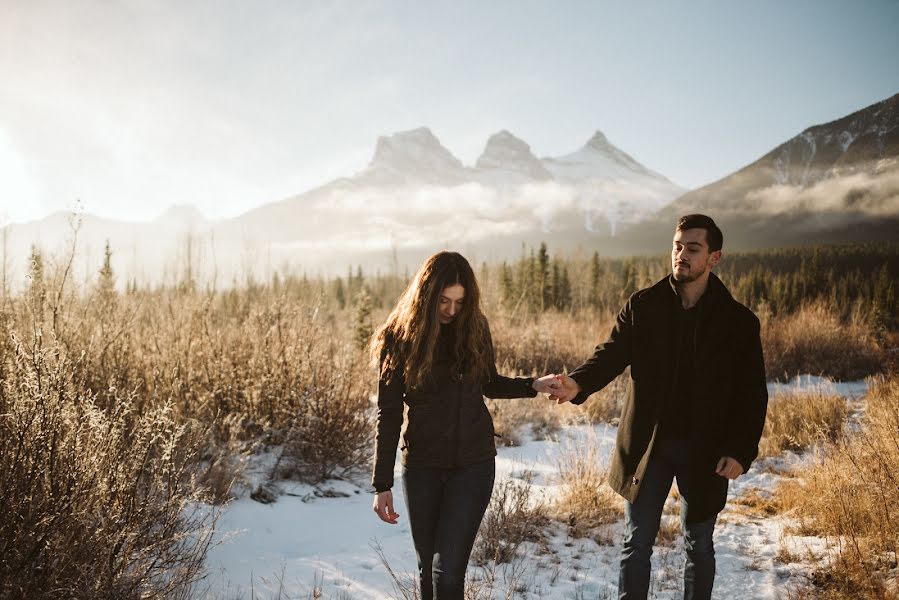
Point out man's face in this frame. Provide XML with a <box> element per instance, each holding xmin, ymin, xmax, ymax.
<box><xmin>671</xmin><ymin>228</ymin><xmax>721</xmax><ymax>283</ymax></box>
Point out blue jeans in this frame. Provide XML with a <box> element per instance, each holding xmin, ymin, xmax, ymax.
<box><xmin>619</xmin><ymin>438</ymin><xmax>717</xmax><ymax>600</ymax></box>
<box><xmin>402</xmin><ymin>459</ymin><xmax>495</xmax><ymax>600</ymax></box>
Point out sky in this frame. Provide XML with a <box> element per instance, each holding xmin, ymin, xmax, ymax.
<box><xmin>1</xmin><ymin>0</ymin><xmax>897</xmax><ymax>225</ymax></box>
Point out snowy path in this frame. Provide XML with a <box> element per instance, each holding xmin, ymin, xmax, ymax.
<box><xmin>200</xmin><ymin>376</ymin><xmax>867</xmax><ymax>599</ymax></box>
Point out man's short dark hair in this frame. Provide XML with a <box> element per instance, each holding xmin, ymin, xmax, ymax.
<box><xmin>676</xmin><ymin>214</ymin><xmax>723</xmax><ymax>252</ymax></box>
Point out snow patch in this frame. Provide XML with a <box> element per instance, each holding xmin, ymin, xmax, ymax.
<box><xmin>201</xmin><ymin>376</ymin><xmax>870</xmax><ymax>598</ymax></box>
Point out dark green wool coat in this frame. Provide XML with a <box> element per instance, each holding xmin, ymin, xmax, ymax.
<box><xmin>569</xmin><ymin>273</ymin><xmax>768</xmax><ymax>523</ymax></box>
<box><xmin>372</xmin><ymin>324</ymin><xmax>536</xmax><ymax>492</ymax></box>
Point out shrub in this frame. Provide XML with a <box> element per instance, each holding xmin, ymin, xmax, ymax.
<box><xmin>775</xmin><ymin>376</ymin><xmax>899</xmax><ymax>599</ymax></box>
<box><xmin>488</xmin><ymin>309</ymin><xmax>614</xmax><ymax>377</ymax></box>
<box><xmin>472</xmin><ymin>475</ymin><xmax>549</xmax><ymax>566</ymax></box>
<box><xmin>581</xmin><ymin>372</ymin><xmax>629</xmax><ymax>424</ymax></box>
<box><xmin>552</xmin><ymin>433</ymin><xmax>621</xmax><ymax>536</ymax></box>
<box><xmin>762</xmin><ymin>301</ymin><xmax>884</xmax><ymax>381</ymax></box>
<box><xmin>759</xmin><ymin>388</ymin><xmax>848</xmax><ymax>457</ymax></box>
<box><xmin>0</xmin><ymin>340</ymin><xmax>214</xmax><ymax>600</ymax></box>
<box><xmin>486</xmin><ymin>396</ymin><xmax>568</xmax><ymax>446</ymax></box>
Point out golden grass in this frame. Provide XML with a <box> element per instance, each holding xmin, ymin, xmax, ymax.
<box><xmin>486</xmin><ymin>394</ymin><xmax>590</xmax><ymax>446</ymax></box>
<box><xmin>4</xmin><ymin>250</ymin><xmax>893</xmax><ymax>598</ymax></box>
<box><xmin>759</xmin><ymin>388</ymin><xmax>848</xmax><ymax>457</ymax></box>
<box><xmin>655</xmin><ymin>516</ymin><xmax>681</xmax><ymax>548</ymax></box>
<box><xmin>730</xmin><ymin>487</ymin><xmax>780</xmax><ymax>519</ymax></box>
<box><xmin>0</xmin><ymin>341</ymin><xmax>214</xmax><ymax>599</ymax></box>
<box><xmin>0</xmin><ymin>275</ymin><xmax>373</xmax><ymax>598</ymax></box>
<box><xmin>551</xmin><ymin>433</ymin><xmax>622</xmax><ymax>536</ymax></box>
<box><xmin>472</xmin><ymin>475</ymin><xmax>550</xmax><ymax>566</ymax></box>
<box><xmin>488</xmin><ymin>308</ymin><xmax>615</xmax><ymax>379</ymax></box>
<box><xmin>762</xmin><ymin>300</ymin><xmax>885</xmax><ymax>381</ymax></box>
<box><xmin>773</xmin><ymin>376</ymin><xmax>899</xmax><ymax>599</ymax></box>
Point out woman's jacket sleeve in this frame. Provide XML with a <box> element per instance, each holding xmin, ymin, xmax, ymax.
<box><xmin>371</xmin><ymin>356</ymin><xmax>405</xmax><ymax>492</ymax></box>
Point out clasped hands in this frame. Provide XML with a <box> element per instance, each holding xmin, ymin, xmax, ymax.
<box><xmin>532</xmin><ymin>374</ymin><xmax>581</xmax><ymax>404</ymax></box>
<box><xmin>531</xmin><ymin>375</ymin><xmax>744</xmax><ymax>480</ymax></box>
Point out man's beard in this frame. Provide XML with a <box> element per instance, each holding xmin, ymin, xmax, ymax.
<box><xmin>672</xmin><ymin>260</ymin><xmax>707</xmax><ymax>283</ymax></box>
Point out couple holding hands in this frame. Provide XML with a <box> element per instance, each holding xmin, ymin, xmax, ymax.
<box><xmin>370</xmin><ymin>215</ymin><xmax>768</xmax><ymax>600</ymax></box>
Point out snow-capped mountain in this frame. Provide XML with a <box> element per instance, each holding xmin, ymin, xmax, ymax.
<box><xmin>664</xmin><ymin>92</ymin><xmax>899</xmax><ymax>216</ymax></box>
<box><xmin>619</xmin><ymin>92</ymin><xmax>899</xmax><ymax>253</ymax></box>
<box><xmin>768</xmin><ymin>91</ymin><xmax>898</xmax><ymax>186</ymax></box>
<box><xmin>359</xmin><ymin>127</ymin><xmax>468</xmax><ymax>186</ymax></box>
<box><xmin>474</xmin><ymin>130</ymin><xmax>552</xmax><ymax>183</ymax></box>
<box><xmin>232</xmin><ymin>125</ymin><xmax>687</xmax><ymax>243</ymax></box>
<box><xmin>10</xmin><ymin>93</ymin><xmax>898</xmax><ymax>287</ymax></box>
<box><xmin>213</xmin><ymin>126</ymin><xmax>688</xmax><ymax>274</ymax></box>
<box><xmin>544</xmin><ymin>130</ymin><xmax>666</xmax><ymax>183</ymax></box>
<box><xmin>348</xmin><ymin>125</ymin><xmax>682</xmax><ymax>202</ymax></box>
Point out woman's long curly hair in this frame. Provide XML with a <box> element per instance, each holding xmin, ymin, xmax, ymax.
<box><xmin>369</xmin><ymin>251</ymin><xmax>491</xmax><ymax>390</ymax></box>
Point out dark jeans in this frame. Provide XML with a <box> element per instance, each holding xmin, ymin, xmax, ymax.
<box><xmin>402</xmin><ymin>459</ymin><xmax>495</xmax><ymax>600</ymax></box>
<box><xmin>619</xmin><ymin>438</ymin><xmax>717</xmax><ymax>600</ymax></box>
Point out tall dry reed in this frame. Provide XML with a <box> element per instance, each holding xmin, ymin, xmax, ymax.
<box><xmin>762</xmin><ymin>300</ymin><xmax>885</xmax><ymax>381</ymax></box>
<box><xmin>776</xmin><ymin>376</ymin><xmax>899</xmax><ymax>599</ymax></box>
<box><xmin>758</xmin><ymin>388</ymin><xmax>848</xmax><ymax>457</ymax></box>
<box><xmin>0</xmin><ymin>321</ymin><xmax>214</xmax><ymax>599</ymax></box>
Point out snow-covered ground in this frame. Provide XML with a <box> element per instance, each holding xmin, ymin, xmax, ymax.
<box><xmin>199</xmin><ymin>376</ymin><xmax>869</xmax><ymax>599</ymax></box>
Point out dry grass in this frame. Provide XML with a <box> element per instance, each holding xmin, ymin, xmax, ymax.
<box><xmin>487</xmin><ymin>395</ymin><xmax>579</xmax><ymax>446</ymax></box>
<box><xmin>489</xmin><ymin>308</ymin><xmax>615</xmax><ymax>378</ymax></box>
<box><xmin>581</xmin><ymin>372</ymin><xmax>629</xmax><ymax>423</ymax></box>
<box><xmin>759</xmin><ymin>388</ymin><xmax>848</xmax><ymax>458</ymax></box>
<box><xmin>472</xmin><ymin>474</ymin><xmax>550</xmax><ymax>566</ymax></box>
<box><xmin>0</xmin><ymin>332</ymin><xmax>215</xmax><ymax>599</ymax></box>
<box><xmin>773</xmin><ymin>376</ymin><xmax>899</xmax><ymax>599</ymax></box>
<box><xmin>552</xmin><ymin>434</ymin><xmax>622</xmax><ymax>536</ymax></box>
<box><xmin>0</xmin><ymin>263</ymin><xmax>374</xmax><ymax>598</ymax></box>
<box><xmin>22</xmin><ymin>285</ymin><xmax>375</xmax><ymax>485</ymax></box>
<box><xmin>730</xmin><ymin>487</ymin><xmax>781</xmax><ymax>519</ymax></box>
<box><xmin>5</xmin><ymin>243</ymin><xmax>893</xmax><ymax>597</ymax></box>
<box><xmin>655</xmin><ymin>516</ymin><xmax>681</xmax><ymax>548</ymax></box>
<box><xmin>762</xmin><ymin>300</ymin><xmax>885</xmax><ymax>381</ymax></box>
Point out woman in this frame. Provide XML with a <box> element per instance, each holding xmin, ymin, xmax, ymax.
<box><xmin>370</xmin><ymin>251</ymin><xmax>551</xmax><ymax>599</ymax></box>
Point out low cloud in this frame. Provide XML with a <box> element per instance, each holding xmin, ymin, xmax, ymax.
<box><xmin>746</xmin><ymin>160</ymin><xmax>899</xmax><ymax>217</ymax></box>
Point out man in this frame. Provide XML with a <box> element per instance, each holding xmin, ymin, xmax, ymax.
<box><xmin>540</xmin><ymin>214</ymin><xmax>767</xmax><ymax>600</ymax></box>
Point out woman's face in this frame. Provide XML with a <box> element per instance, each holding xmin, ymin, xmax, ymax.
<box><xmin>437</xmin><ymin>284</ymin><xmax>465</xmax><ymax>325</ymax></box>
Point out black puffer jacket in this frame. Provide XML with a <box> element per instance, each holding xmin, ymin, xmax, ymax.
<box><xmin>371</xmin><ymin>323</ymin><xmax>536</xmax><ymax>492</ymax></box>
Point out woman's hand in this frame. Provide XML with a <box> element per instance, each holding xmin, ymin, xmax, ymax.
<box><xmin>534</xmin><ymin>374</ymin><xmax>580</xmax><ymax>403</ymax></box>
<box><xmin>533</xmin><ymin>374</ymin><xmax>564</xmax><ymax>396</ymax></box>
<box><xmin>373</xmin><ymin>490</ymin><xmax>400</xmax><ymax>524</ymax></box>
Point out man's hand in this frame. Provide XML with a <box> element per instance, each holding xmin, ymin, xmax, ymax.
<box><xmin>373</xmin><ymin>490</ymin><xmax>400</xmax><ymax>524</ymax></box>
<box><xmin>715</xmin><ymin>456</ymin><xmax>744</xmax><ymax>480</ymax></box>
<box><xmin>534</xmin><ymin>374</ymin><xmax>581</xmax><ymax>404</ymax></box>
<box><xmin>533</xmin><ymin>374</ymin><xmax>563</xmax><ymax>396</ymax></box>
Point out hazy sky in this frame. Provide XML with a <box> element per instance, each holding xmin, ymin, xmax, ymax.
<box><xmin>1</xmin><ymin>0</ymin><xmax>897</xmax><ymax>224</ymax></box>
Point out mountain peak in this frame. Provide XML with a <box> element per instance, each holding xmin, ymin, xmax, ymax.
<box><xmin>570</xmin><ymin>129</ymin><xmax>657</xmax><ymax>177</ymax></box>
<box><xmin>487</xmin><ymin>129</ymin><xmax>523</xmax><ymax>145</ymax></box>
<box><xmin>761</xmin><ymin>91</ymin><xmax>899</xmax><ymax>187</ymax></box>
<box><xmin>476</xmin><ymin>130</ymin><xmax>552</xmax><ymax>180</ymax></box>
<box><xmin>366</xmin><ymin>127</ymin><xmax>465</xmax><ymax>184</ymax></box>
<box><xmin>585</xmin><ymin>130</ymin><xmax>611</xmax><ymax>150</ymax></box>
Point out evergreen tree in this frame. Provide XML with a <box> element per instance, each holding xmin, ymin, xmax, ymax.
<box><xmin>335</xmin><ymin>276</ymin><xmax>346</xmax><ymax>310</ymax></box>
<box><xmin>353</xmin><ymin>287</ymin><xmax>373</xmax><ymax>351</ymax></box>
<box><xmin>589</xmin><ymin>251</ymin><xmax>602</xmax><ymax>308</ymax></box>
<box><xmin>537</xmin><ymin>242</ymin><xmax>550</xmax><ymax>312</ymax></box>
<box><xmin>500</xmin><ymin>261</ymin><xmax>515</xmax><ymax>307</ymax></box>
<box><xmin>557</xmin><ymin>265</ymin><xmax>573</xmax><ymax>310</ymax></box>
<box><xmin>621</xmin><ymin>260</ymin><xmax>638</xmax><ymax>302</ymax></box>
<box><xmin>97</xmin><ymin>239</ymin><xmax>117</xmax><ymax>308</ymax></box>
<box><xmin>27</xmin><ymin>245</ymin><xmax>45</xmax><ymax>315</ymax></box>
